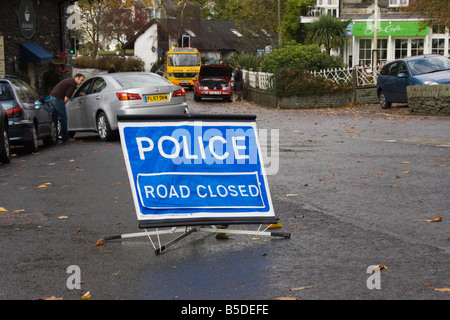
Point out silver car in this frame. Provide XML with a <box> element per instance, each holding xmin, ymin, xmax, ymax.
<box><xmin>65</xmin><ymin>72</ymin><xmax>189</xmax><ymax>141</ymax></box>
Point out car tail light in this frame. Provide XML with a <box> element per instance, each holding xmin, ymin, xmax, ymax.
<box><xmin>173</xmin><ymin>88</ymin><xmax>185</xmax><ymax>97</ymax></box>
<box><xmin>6</xmin><ymin>106</ymin><xmax>23</xmax><ymax>118</ymax></box>
<box><xmin>116</xmin><ymin>92</ymin><xmax>142</xmax><ymax>101</ymax></box>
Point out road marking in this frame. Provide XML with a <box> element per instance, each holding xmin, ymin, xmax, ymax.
<box><xmin>342</xmin><ymin>136</ymin><xmax>450</xmax><ymax>146</ymax></box>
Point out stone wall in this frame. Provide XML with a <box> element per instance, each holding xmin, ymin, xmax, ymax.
<box><xmin>407</xmin><ymin>84</ymin><xmax>450</xmax><ymax>115</ymax></box>
<box><xmin>0</xmin><ymin>0</ymin><xmax>70</xmax><ymax>94</ymax></box>
<box><xmin>244</xmin><ymin>86</ymin><xmax>379</xmax><ymax>108</ymax></box>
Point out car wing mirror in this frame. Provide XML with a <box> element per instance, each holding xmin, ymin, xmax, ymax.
<box><xmin>35</xmin><ymin>100</ymin><xmax>43</xmax><ymax>109</ymax></box>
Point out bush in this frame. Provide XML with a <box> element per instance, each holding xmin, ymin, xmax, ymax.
<box><xmin>272</xmin><ymin>67</ymin><xmax>351</xmax><ymax>98</ymax></box>
<box><xmin>73</xmin><ymin>55</ymin><xmax>144</xmax><ymax>72</ymax></box>
<box><xmin>260</xmin><ymin>41</ymin><xmax>345</xmax><ymax>73</ymax></box>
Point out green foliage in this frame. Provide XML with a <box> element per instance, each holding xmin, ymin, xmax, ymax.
<box><xmin>305</xmin><ymin>14</ymin><xmax>352</xmax><ymax>55</ymax></box>
<box><xmin>272</xmin><ymin>67</ymin><xmax>351</xmax><ymax>98</ymax></box>
<box><xmin>73</xmin><ymin>55</ymin><xmax>144</xmax><ymax>71</ymax></box>
<box><xmin>260</xmin><ymin>41</ymin><xmax>345</xmax><ymax>73</ymax></box>
<box><xmin>227</xmin><ymin>53</ymin><xmax>263</xmax><ymax>70</ymax></box>
<box><xmin>282</xmin><ymin>0</ymin><xmax>315</xmax><ymax>42</ymax></box>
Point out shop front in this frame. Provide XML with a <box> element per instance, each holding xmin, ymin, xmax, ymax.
<box><xmin>346</xmin><ymin>20</ymin><xmax>449</xmax><ymax>67</ymax></box>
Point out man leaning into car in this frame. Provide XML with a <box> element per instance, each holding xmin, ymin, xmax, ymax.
<box><xmin>49</xmin><ymin>73</ymin><xmax>85</xmax><ymax>143</ymax></box>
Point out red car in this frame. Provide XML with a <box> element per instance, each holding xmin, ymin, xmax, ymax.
<box><xmin>193</xmin><ymin>65</ymin><xmax>233</xmax><ymax>102</ymax></box>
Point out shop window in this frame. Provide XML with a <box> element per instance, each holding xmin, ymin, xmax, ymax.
<box><xmin>432</xmin><ymin>39</ymin><xmax>445</xmax><ymax>55</ymax></box>
<box><xmin>411</xmin><ymin>38</ymin><xmax>424</xmax><ymax>56</ymax></box>
<box><xmin>377</xmin><ymin>39</ymin><xmax>388</xmax><ymax>64</ymax></box>
<box><xmin>395</xmin><ymin>39</ymin><xmax>408</xmax><ymax>59</ymax></box>
<box><xmin>359</xmin><ymin>39</ymin><xmax>372</xmax><ymax>66</ymax></box>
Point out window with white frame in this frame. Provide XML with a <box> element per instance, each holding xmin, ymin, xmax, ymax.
<box><xmin>432</xmin><ymin>39</ymin><xmax>445</xmax><ymax>55</ymax></box>
<box><xmin>389</xmin><ymin>0</ymin><xmax>409</xmax><ymax>7</ymax></box>
<box><xmin>411</xmin><ymin>38</ymin><xmax>424</xmax><ymax>56</ymax></box>
<box><xmin>377</xmin><ymin>39</ymin><xmax>388</xmax><ymax>64</ymax></box>
<box><xmin>359</xmin><ymin>39</ymin><xmax>372</xmax><ymax>66</ymax></box>
<box><xmin>395</xmin><ymin>39</ymin><xmax>408</xmax><ymax>59</ymax></box>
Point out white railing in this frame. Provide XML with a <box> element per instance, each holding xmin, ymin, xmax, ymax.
<box><xmin>242</xmin><ymin>70</ymin><xmax>274</xmax><ymax>90</ymax></box>
<box><xmin>243</xmin><ymin>64</ymin><xmax>383</xmax><ymax>90</ymax></box>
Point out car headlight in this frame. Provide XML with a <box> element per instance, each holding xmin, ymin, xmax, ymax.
<box><xmin>222</xmin><ymin>84</ymin><xmax>231</xmax><ymax>90</ymax></box>
<box><xmin>199</xmin><ymin>86</ymin><xmax>209</xmax><ymax>90</ymax></box>
<box><xmin>424</xmin><ymin>81</ymin><xmax>439</xmax><ymax>85</ymax></box>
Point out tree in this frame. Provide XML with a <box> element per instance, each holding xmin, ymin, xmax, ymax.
<box><xmin>76</xmin><ymin>0</ymin><xmax>161</xmax><ymax>58</ymax></box>
<box><xmin>282</xmin><ymin>0</ymin><xmax>315</xmax><ymax>42</ymax></box>
<box><xmin>402</xmin><ymin>0</ymin><xmax>450</xmax><ymax>29</ymax></box>
<box><xmin>101</xmin><ymin>2</ymin><xmax>148</xmax><ymax>55</ymax></box>
<box><xmin>305</xmin><ymin>14</ymin><xmax>351</xmax><ymax>55</ymax></box>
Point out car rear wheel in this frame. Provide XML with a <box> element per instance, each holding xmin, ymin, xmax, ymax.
<box><xmin>379</xmin><ymin>91</ymin><xmax>391</xmax><ymax>109</ymax></box>
<box><xmin>97</xmin><ymin>111</ymin><xmax>114</xmax><ymax>141</ymax></box>
<box><xmin>0</xmin><ymin>125</ymin><xmax>11</xmax><ymax>164</ymax></box>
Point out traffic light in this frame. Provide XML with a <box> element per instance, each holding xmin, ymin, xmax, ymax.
<box><xmin>70</xmin><ymin>36</ymin><xmax>76</xmax><ymax>55</ymax></box>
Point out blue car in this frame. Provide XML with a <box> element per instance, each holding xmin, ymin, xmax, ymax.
<box><xmin>377</xmin><ymin>54</ymin><xmax>450</xmax><ymax>109</ymax></box>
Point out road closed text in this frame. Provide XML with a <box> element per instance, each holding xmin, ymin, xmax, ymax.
<box><xmin>137</xmin><ymin>172</ymin><xmax>265</xmax><ymax>209</ymax></box>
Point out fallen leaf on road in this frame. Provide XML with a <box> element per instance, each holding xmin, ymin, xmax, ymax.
<box><xmin>434</xmin><ymin>287</ymin><xmax>450</xmax><ymax>292</ymax></box>
<box><xmin>275</xmin><ymin>297</ymin><xmax>298</xmax><ymax>300</ymax></box>
<box><xmin>290</xmin><ymin>286</ymin><xmax>313</xmax><ymax>291</ymax></box>
<box><xmin>38</xmin><ymin>182</ymin><xmax>51</xmax><ymax>188</ymax></box>
<box><xmin>80</xmin><ymin>291</ymin><xmax>91</xmax><ymax>300</ymax></box>
<box><xmin>282</xmin><ymin>193</ymin><xmax>301</xmax><ymax>197</ymax></box>
<box><xmin>0</xmin><ymin>207</ymin><xmax>7</xmax><ymax>212</ymax></box>
<box><xmin>58</xmin><ymin>216</ymin><xmax>68</xmax><ymax>219</ymax></box>
<box><xmin>371</xmin><ymin>265</ymin><xmax>388</xmax><ymax>272</ymax></box>
<box><xmin>96</xmin><ymin>238</ymin><xmax>104</xmax><ymax>246</ymax></box>
<box><xmin>9</xmin><ymin>209</ymin><xmax>25</xmax><ymax>214</ymax></box>
<box><xmin>417</xmin><ymin>214</ymin><xmax>442</xmax><ymax>222</ymax></box>
<box><xmin>266</xmin><ymin>223</ymin><xmax>283</xmax><ymax>229</ymax></box>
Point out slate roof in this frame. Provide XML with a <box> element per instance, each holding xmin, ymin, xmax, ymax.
<box><xmin>123</xmin><ymin>19</ymin><xmax>276</xmax><ymax>54</ymax></box>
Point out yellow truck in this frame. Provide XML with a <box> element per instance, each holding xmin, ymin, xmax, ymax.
<box><xmin>164</xmin><ymin>47</ymin><xmax>201</xmax><ymax>88</ymax></box>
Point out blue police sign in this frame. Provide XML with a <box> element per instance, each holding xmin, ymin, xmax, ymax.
<box><xmin>118</xmin><ymin>115</ymin><xmax>277</xmax><ymax>228</ymax></box>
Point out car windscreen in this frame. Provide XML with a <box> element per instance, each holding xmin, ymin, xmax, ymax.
<box><xmin>407</xmin><ymin>56</ymin><xmax>450</xmax><ymax>76</ymax></box>
<box><xmin>114</xmin><ymin>74</ymin><xmax>172</xmax><ymax>88</ymax></box>
<box><xmin>168</xmin><ymin>53</ymin><xmax>200</xmax><ymax>67</ymax></box>
<box><xmin>200</xmin><ymin>66</ymin><xmax>232</xmax><ymax>78</ymax></box>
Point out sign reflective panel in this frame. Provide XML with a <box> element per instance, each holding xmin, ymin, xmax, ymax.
<box><xmin>118</xmin><ymin>115</ymin><xmax>277</xmax><ymax>228</ymax></box>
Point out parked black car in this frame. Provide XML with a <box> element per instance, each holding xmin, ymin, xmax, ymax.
<box><xmin>0</xmin><ymin>104</ymin><xmax>11</xmax><ymax>164</ymax></box>
<box><xmin>0</xmin><ymin>76</ymin><xmax>57</xmax><ymax>153</ymax></box>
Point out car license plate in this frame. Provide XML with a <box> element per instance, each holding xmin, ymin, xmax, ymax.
<box><xmin>209</xmin><ymin>91</ymin><xmax>221</xmax><ymax>94</ymax></box>
<box><xmin>144</xmin><ymin>94</ymin><xmax>168</xmax><ymax>102</ymax></box>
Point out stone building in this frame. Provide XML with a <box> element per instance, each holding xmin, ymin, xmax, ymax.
<box><xmin>0</xmin><ymin>0</ymin><xmax>74</xmax><ymax>95</ymax></box>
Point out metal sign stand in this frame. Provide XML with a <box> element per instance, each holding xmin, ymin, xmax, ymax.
<box><xmin>104</xmin><ymin>224</ymin><xmax>290</xmax><ymax>255</ymax></box>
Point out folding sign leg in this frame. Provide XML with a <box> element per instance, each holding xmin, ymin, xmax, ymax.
<box><xmin>154</xmin><ymin>227</ymin><xmax>197</xmax><ymax>255</ymax></box>
<box><xmin>198</xmin><ymin>225</ymin><xmax>291</xmax><ymax>239</ymax></box>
